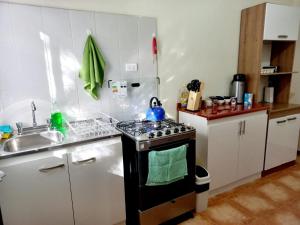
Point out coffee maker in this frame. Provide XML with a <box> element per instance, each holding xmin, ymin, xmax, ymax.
<box><xmin>231</xmin><ymin>74</ymin><xmax>246</xmax><ymax>104</ymax></box>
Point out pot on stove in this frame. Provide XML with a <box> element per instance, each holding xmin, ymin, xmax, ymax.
<box><xmin>146</xmin><ymin>97</ymin><xmax>165</xmax><ymax>122</ymax></box>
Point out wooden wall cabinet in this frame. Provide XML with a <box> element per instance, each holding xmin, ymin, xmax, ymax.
<box><xmin>238</xmin><ymin>3</ymin><xmax>300</xmax><ymax>116</ymax></box>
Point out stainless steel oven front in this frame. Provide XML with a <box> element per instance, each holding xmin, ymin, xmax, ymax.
<box><xmin>122</xmin><ymin>132</ymin><xmax>196</xmax><ymax>225</ymax></box>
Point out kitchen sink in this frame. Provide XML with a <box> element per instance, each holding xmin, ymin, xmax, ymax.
<box><xmin>2</xmin><ymin>131</ymin><xmax>64</xmax><ymax>152</ymax></box>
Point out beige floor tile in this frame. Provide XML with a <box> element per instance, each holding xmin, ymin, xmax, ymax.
<box><xmin>258</xmin><ymin>183</ymin><xmax>290</xmax><ymax>202</ymax></box>
<box><xmin>274</xmin><ymin>212</ymin><xmax>300</xmax><ymax>225</ymax></box>
<box><xmin>295</xmin><ymin>201</ymin><xmax>300</xmax><ymax>211</ymax></box>
<box><xmin>207</xmin><ymin>203</ymin><xmax>247</xmax><ymax>224</ymax></box>
<box><xmin>179</xmin><ymin>215</ymin><xmax>214</xmax><ymax>225</ymax></box>
<box><xmin>293</xmin><ymin>170</ymin><xmax>300</xmax><ymax>176</ymax></box>
<box><xmin>277</xmin><ymin>175</ymin><xmax>300</xmax><ymax>191</ymax></box>
<box><xmin>182</xmin><ymin>157</ymin><xmax>300</xmax><ymax>225</ymax></box>
<box><xmin>233</xmin><ymin>195</ymin><xmax>274</xmax><ymax>213</ymax></box>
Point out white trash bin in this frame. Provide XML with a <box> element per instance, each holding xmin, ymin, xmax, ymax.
<box><xmin>195</xmin><ymin>166</ymin><xmax>211</xmax><ymax>213</ymax></box>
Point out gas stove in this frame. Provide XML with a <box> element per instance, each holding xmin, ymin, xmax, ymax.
<box><xmin>116</xmin><ymin>119</ymin><xmax>195</xmax><ymax>142</ymax></box>
<box><xmin>118</xmin><ymin>119</ymin><xmax>196</xmax><ymax>224</ymax></box>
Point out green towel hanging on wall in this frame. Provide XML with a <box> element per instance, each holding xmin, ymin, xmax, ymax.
<box><xmin>79</xmin><ymin>35</ymin><xmax>105</xmax><ymax>100</ymax></box>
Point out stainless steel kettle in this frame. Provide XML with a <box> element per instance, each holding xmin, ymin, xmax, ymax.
<box><xmin>231</xmin><ymin>74</ymin><xmax>246</xmax><ymax>104</ymax></box>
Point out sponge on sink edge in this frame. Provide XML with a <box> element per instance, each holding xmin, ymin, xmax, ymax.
<box><xmin>0</xmin><ymin>125</ymin><xmax>13</xmax><ymax>134</ymax></box>
<box><xmin>0</xmin><ymin>125</ymin><xmax>13</xmax><ymax>139</ymax></box>
<box><xmin>1</xmin><ymin>133</ymin><xmax>12</xmax><ymax>139</ymax></box>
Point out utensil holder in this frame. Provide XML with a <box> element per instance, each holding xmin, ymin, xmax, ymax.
<box><xmin>187</xmin><ymin>91</ymin><xmax>202</xmax><ymax>111</ymax></box>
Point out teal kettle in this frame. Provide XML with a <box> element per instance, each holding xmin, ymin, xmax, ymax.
<box><xmin>146</xmin><ymin>97</ymin><xmax>166</xmax><ymax>122</ymax></box>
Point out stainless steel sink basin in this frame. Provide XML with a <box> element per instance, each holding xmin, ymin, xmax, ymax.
<box><xmin>2</xmin><ymin>131</ymin><xmax>64</xmax><ymax>152</ymax></box>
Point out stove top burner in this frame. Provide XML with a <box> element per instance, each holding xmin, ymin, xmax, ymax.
<box><xmin>116</xmin><ymin>119</ymin><xmax>194</xmax><ymax>141</ymax></box>
<box><xmin>117</xmin><ymin>119</ymin><xmax>177</xmax><ymax>135</ymax></box>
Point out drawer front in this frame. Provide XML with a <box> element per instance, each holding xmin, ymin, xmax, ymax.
<box><xmin>265</xmin><ymin>115</ymin><xmax>300</xmax><ymax>170</ymax></box>
<box><xmin>139</xmin><ymin>192</ymin><xmax>195</xmax><ymax>225</ymax></box>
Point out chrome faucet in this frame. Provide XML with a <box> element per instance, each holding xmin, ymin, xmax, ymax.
<box><xmin>31</xmin><ymin>101</ymin><xmax>37</xmax><ymax>127</ymax></box>
<box><xmin>16</xmin><ymin>122</ymin><xmax>23</xmax><ymax>135</ymax></box>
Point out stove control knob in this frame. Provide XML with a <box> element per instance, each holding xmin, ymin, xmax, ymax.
<box><xmin>180</xmin><ymin>126</ymin><xmax>186</xmax><ymax>132</ymax></box>
<box><xmin>165</xmin><ymin>129</ymin><xmax>171</xmax><ymax>135</ymax></box>
<box><xmin>149</xmin><ymin>133</ymin><xmax>155</xmax><ymax>138</ymax></box>
<box><xmin>157</xmin><ymin>131</ymin><xmax>163</xmax><ymax>137</ymax></box>
<box><xmin>174</xmin><ymin>128</ymin><xmax>179</xmax><ymax>133</ymax></box>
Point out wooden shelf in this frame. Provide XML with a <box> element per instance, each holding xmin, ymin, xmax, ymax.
<box><xmin>261</xmin><ymin>71</ymin><xmax>298</xmax><ymax>76</ymax></box>
<box><xmin>238</xmin><ymin>3</ymin><xmax>297</xmax><ymax>105</ymax></box>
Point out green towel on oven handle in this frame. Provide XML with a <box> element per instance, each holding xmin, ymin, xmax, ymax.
<box><xmin>146</xmin><ymin>144</ymin><xmax>188</xmax><ymax>186</ymax></box>
<box><xmin>79</xmin><ymin>35</ymin><xmax>105</xmax><ymax>100</ymax></box>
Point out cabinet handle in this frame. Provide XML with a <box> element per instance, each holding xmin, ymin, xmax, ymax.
<box><xmin>239</xmin><ymin>121</ymin><xmax>243</xmax><ymax>136</ymax></box>
<box><xmin>242</xmin><ymin>121</ymin><xmax>246</xmax><ymax>135</ymax></box>
<box><xmin>278</xmin><ymin>35</ymin><xmax>288</xmax><ymax>39</ymax></box>
<box><xmin>39</xmin><ymin>163</ymin><xmax>65</xmax><ymax>172</ymax></box>
<box><xmin>73</xmin><ymin>157</ymin><xmax>96</xmax><ymax>165</ymax></box>
<box><xmin>0</xmin><ymin>170</ymin><xmax>6</xmax><ymax>182</ymax></box>
<box><xmin>277</xmin><ymin>120</ymin><xmax>287</xmax><ymax>124</ymax></box>
<box><xmin>287</xmin><ymin>117</ymin><xmax>297</xmax><ymax>121</ymax></box>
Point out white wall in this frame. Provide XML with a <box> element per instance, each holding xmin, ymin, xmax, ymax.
<box><xmin>0</xmin><ymin>2</ymin><xmax>158</xmax><ymax>126</ymax></box>
<box><xmin>1</xmin><ymin>0</ymin><xmax>300</xmax><ymax>119</ymax></box>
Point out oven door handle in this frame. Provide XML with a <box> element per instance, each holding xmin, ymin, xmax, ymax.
<box><xmin>129</xmin><ymin>161</ymin><xmax>133</xmax><ymax>174</ymax></box>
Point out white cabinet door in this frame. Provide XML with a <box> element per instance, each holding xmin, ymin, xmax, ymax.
<box><xmin>238</xmin><ymin>113</ymin><xmax>268</xmax><ymax>179</ymax></box>
<box><xmin>265</xmin><ymin>117</ymin><xmax>288</xmax><ymax>170</ymax></box>
<box><xmin>68</xmin><ymin>137</ymin><xmax>126</xmax><ymax>225</ymax></box>
<box><xmin>264</xmin><ymin>3</ymin><xmax>300</xmax><ymax>41</ymax></box>
<box><xmin>207</xmin><ymin>120</ymin><xmax>240</xmax><ymax>190</ymax></box>
<box><xmin>0</xmin><ymin>155</ymin><xmax>74</xmax><ymax>225</ymax></box>
<box><xmin>265</xmin><ymin>114</ymin><xmax>300</xmax><ymax>170</ymax></box>
<box><xmin>285</xmin><ymin>114</ymin><xmax>300</xmax><ymax>161</ymax></box>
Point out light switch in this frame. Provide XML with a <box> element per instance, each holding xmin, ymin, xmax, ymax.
<box><xmin>125</xmin><ymin>63</ymin><xmax>138</xmax><ymax>72</ymax></box>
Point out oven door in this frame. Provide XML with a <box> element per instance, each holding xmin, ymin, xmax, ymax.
<box><xmin>136</xmin><ymin>138</ymin><xmax>195</xmax><ymax>211</ymax></box>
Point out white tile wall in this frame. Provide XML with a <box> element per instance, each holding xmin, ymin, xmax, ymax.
<box><xmin>138</xmin><ymin>17</ymin><xmax>158</xmax><ymax>77</ymax></box>
<box><xmin>118</xmin><ymin>15</ymin><xmax>140</xmax><ymax>79</ymax></box>
<box><xmin>0</xmin><ymin>2</ymin><xmax>158</xmax><ymax>127</ymax></box>
<box><xmin>94</xmin><ymin>12</ymin><xmax>121</xmax><ymax>80</ymax></box>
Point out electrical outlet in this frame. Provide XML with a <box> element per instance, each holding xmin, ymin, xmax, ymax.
<box><xmin>125</xmin><ymin>63</ymin><xmax>138</xmax><ymax>72</ymax></box>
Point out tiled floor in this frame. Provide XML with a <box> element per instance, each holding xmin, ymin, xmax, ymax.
<box><xmin>180</xmin><ymin>156</ymin><xmax>300</xmax><ymax>225</ymax></box>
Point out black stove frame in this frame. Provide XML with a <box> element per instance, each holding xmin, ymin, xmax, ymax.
<box><xmin>121</xmin><ymin>132</ymin><xmax>196</xmax><ymax>225</ymax></box>
<box><xmin>117</xmin><ymin>119</ymin><xmax>184</xmax><ymax>138</ymax></box>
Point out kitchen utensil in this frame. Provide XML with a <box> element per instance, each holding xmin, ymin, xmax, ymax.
<box><xmin>264</xmin><ymin>87</ymin><xmax>274</xmax><ymax>103</ymax></box>
<box><xmin>217</xmin><ymin>100</ymin><xmax>225</xmax><ymax>106</ymax></box>
<box><xmin>231</xmin><ymin>74</ymin><xmax>246</xmax><ymax>104</ymax></box>
<box><xmin>146</xmin><ymin>97</ymin><xmax>166</xmax><ymax>122</ymax></box>
<box><xmin>187</xmin><ymin>91</ymin><xmax>202</xmax><ymax>111</ymax></box>
<box><xmin>204</xmin><ymin>99</ymin><xmax>213</xmax><ymax>108</ymax></box>
<box><xmin>224</xmin><ymin>96</ymin><xmax>231</xmax><ymax>104</ymax></box>
<box><xmin>187</xmin><ymin>80</ymin><xmax>201</xmax><ymax>92</ymax></box>
<box><xmin>231</xmin><ymin>97</ymin><xmax>237</xmax><ymax>106</ymax></box>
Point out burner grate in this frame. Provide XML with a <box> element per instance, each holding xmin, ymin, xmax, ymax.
<box><xmin>116</xmin><ymin>119</ymin><xmax>182</xmax><ymax>137</ymax></box>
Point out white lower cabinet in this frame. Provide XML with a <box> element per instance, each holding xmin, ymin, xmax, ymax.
<box><xmin>180</xmin><ymin>111</ymin><xmax>268</xmax><ymax>191</ymax></box>
<box><xmin>238</xmin><ymin>114</ymin><xmax>267</xmax><ymax>179</ymax></box>
<box><xmin>0</xmin><ymin>154</ymin><xmax>74</xmax><ymax>225</ymax></box>
<box><xmin>265</xmin><ymin>114</ymin><xmax>300</xmax><ymax>170</ymax></box>
<box><xmin>207</xmin><ymin>120</ymin><xmax>240</xmax><ymax>189</ymax></box>
<box><xmin>68</xmin><ymin>138</ymin><xmax>126</xmax><ymax>225</ymax></box>
<box><xmin>0</xmin><ymin>137</ymin><xmax>125</xmax><ymax>225</ymax></box>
